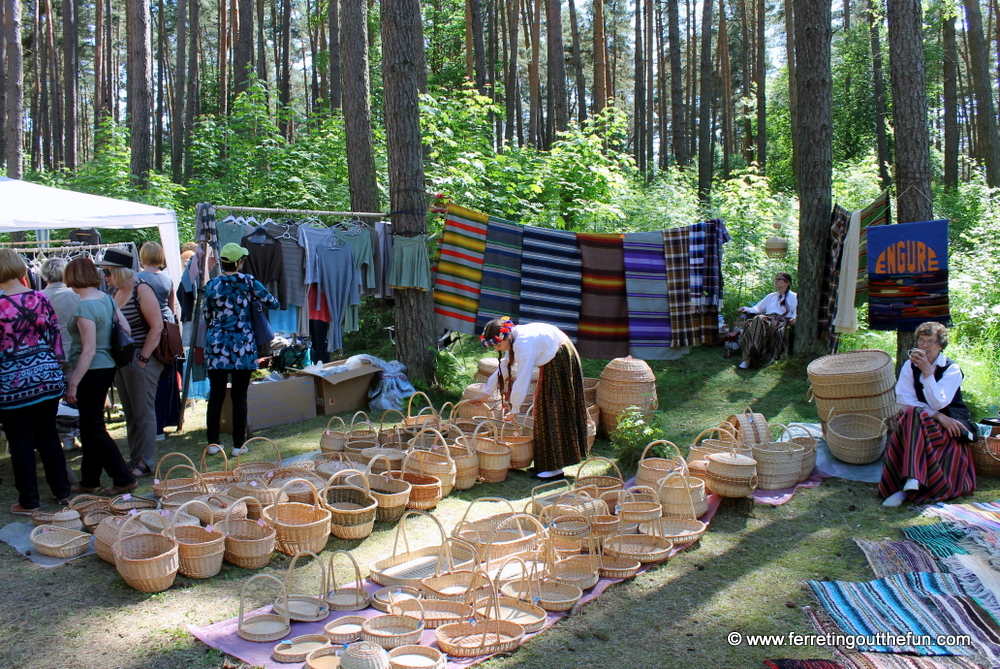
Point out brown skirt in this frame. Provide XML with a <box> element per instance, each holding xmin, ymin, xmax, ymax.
<box><xmin>531</xmin><ymin>341</ymin><xmax>588</xmax><ymax>471</ymax></box>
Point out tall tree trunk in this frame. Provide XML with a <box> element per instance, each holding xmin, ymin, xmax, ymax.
<box><xmin>128</xmin><ymin>0</ymin><xmax>153</xmax><ymax>189</ymax></box>
<box><xmin>594</xmin><ymin>0</ymin><xmax>608</xmax><ymax>112</ymax></box>
<box><xmin>546</xmin><ymin>0</ymin><xmax>567</xmax><ymax>140</ymax></box>
<box><xmin>470</xmin><ymin>0</ymin><xmax>487</xmax><ymax>93</ymax></box>
<box><xmin>656</xmin><ymin>1</ymin><xmax>668</xmax><ymax>168</ymax></box>
<box><xmin>739</xmin><ymin>0</ymin><xmax>752</xmax><ymax>162</ymax></box>
<box><xmin>172</xmin><ymin>0</ymin><xmax>188</xmax><ymax>180</ymax></box>
<box><xmin>256</xmin><ymin>0</ymin><xmax>267</xmax><ymax>86</ymax></box>
<box><xmin>234</xmin><ymin>0</ymin><xmax>254</xmax><ymax>94</ymax></box>
<box><xmin>219</xmin><ymin>0</ymin><xmax>229</xmax><ymax>114</ymax></box>
<box><xmin>342</xmin><ymin>0</ymin><xmax>380</xmax><ymax>212</ymax></box>
<box><xmin>785</xmin><ymin>0</ymin><xmax>799</xmax><ymax>187</ymax></box>
<box><xmin>528</xmin><ymin>0</ymin><xmax>541</xmax><ymax>147</ymax></box>
<box><xmin>5</xmin><ymin>0</ymin><xmax>24</xmax><ymax>178</ymax></box>
<box><xmin>505</xmin><ymin>0</ymin><xmax>520</xmax><ymax>142</ymax></box>
<box><xmin>278</xmin><ymin>0</ymin><xmax>291</xmax><ymax>135</ymax></box>
<box><xmin>30</xmin><ymin>0</ymin><xmax>42</xmax><ymax>172</ymax></box>
<box><xmin>184</xmin><ymin>0</ymin><xmax>200</xmax><ymax>180</ymax></box>
<box><xmin>645</xmin><ymin>0</ymin><xmax>654</xmax><ymax>168</ymax></box>
<box><xmin>697</xmin><ymin>0</ymin><xmax>714</xmax><ymax>200</ymax></box>
<box><xmin>46</xmin><ymin>0</ymin><xmax>64</xmax><ymax>168</ymax></box>
<box><xmin>962</xmin><ymin>0</ymin><xmax>1000</xmax><ymax>187</ymax></box>
<box><xmin>154</xmin><ymin>0</ymin><xmax>164</xmax><ymax>171</ymax></box>
<box><xmin>381</xmin><ymin>0</ymin><xmax>435</xmax><ymax>384</ymax></box>
<box><xmin>635</xmin><ymin>0</ymin><xmax>646</xmax><ymax>171</ymax></box>
<box><xmin>568</xmin><ymin>0</ymin><xmax>586</xmax><ymax>123</ymax></box>
<box><xmin>755</xmin><ymin>0</ymin><xmax>765</xmax><ymax>169</ymax></box>
<box><xmin>868</xmin><ymin>0</ymin><xmax>890</xmax><ymax>190</ymax></box>
<box><xmin>720</xmin><ymin>0</ymin><xmax>732</xmax><ymax>179</ymax></box>
<box><xmin>687</xmin><ymin>0</ymin><xmax>698</xmax><ymax>160</ymax></box>
<box><xmin>791</xmin><ymin>0</ymin><xmax>832</xmax><ymax>356</ymax></box>
<box><xmin>943</xmin><ymin>6</ymin><xmax>959</xmax><ymax>190</ymax></box>
<box><xmin>667</xmin><ymin>0</ymin><xmax>687</xmax><ymax>164</ymax></box>
<box><xmin>414</xmin><ymin>1</ymin><xmax>428</xmax><ymax>93</ymax></box>
<box><xmin>329</xmin><ymin>0</ymin><xmax>342</xmax><ymax>108</ymax></box>
<box><xmin>465</xmin><ymin>0</ymin><xmax>474</xmax><ymax>79</ymax></box>
<box><xmin>95</xmin><ymin>0</ymin><xmax>106</xmax><ymax>126</ymax></box>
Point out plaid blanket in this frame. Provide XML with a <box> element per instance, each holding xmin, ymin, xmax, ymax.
<box><xmin>476</xmin><ymin>217</ymin><xmax>523</xmax><ymax>330</ymax></box>
<box><xmin>817</xmin><ymin>204</ymin><xmax>851</xmax><ymax>345</ymax></box>
<box><xmin>519</xmin><ymin>226</ymin><xmax>583</xmax><ymax>341</ymax></box>
<box><xmin>664</xmin><ymin>226</ymin><xmax>697</xmax><ymax>347</ymax></box>
<box><xmin>576</xmin><ymin>233</ymin><xmax>630</xmax><ymax>359</ymax></box>
<box><xmin>623</xmin><ymin>231</ymin><xmax>673</xmax><ymax>358</ymax></box>
<box><xmin>432</xmin><ymin>205</ymin><xmax>488</xmax><ymax>334</ymax></box>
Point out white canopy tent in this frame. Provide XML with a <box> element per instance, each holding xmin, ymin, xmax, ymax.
<box><xmin>0</xmin><ymin>177</ymin><xmax>183</xmax><ymax>284</ymax></box>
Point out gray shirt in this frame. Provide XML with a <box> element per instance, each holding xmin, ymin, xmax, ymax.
<box><xmin>43</xmin><ymin>282</ymin><xmax>81</xmax><ymax>354</ymax></box>
<box><xmin>135</xmin><ymin>269</ymin><xmax>175</xmax><ymax>322</ymax></box>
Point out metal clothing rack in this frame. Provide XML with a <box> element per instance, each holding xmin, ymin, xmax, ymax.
<box><xmin>212</xmin><ymin>205</ymin><xmax>386</xmax><ymax>218</ymax></box>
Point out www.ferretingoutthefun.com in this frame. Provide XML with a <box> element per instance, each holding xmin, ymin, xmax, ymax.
<box><xmin>726</xmin><ymin>631</ymin><xmax>972</xmax><ymax>648</ymax></box>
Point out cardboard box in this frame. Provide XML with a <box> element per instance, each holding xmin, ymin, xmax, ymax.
<box><xmin>295</xmin><ymin>361</ymin><xmax>379</xmax><ymax>415</ymax></box>
<box><xmin>220</xmin><ymin>374</ymin><xmax>317</xmax><ymax>433</ymax></box>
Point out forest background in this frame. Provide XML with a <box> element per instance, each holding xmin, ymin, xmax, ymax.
<box><xmin>2</xmin><ymin>0</ymin><xmax>1000</xmax><ymax>408</ymax></box>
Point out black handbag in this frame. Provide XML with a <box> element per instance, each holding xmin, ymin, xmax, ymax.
<box><xmin>110</xmin><ymin>304</ymin><xmax>136</xmax><ymax>367</ymax></box>
<box><xmin>246</xmin><ymin>277</ymin><xmax>274</xmax><ymax>357</ymax></box>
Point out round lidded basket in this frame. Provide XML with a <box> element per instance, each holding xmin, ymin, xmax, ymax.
<box><xmin>599</xmin><ymin>356</ymin><xmax>656</xmax><ymax>383</ymax></box>
<box><xmin>825</xmin><ymin>411</ymin><xmax>889</xmax><ymax>464</ymax></box>
<box><xmin>31</xmin><ymin>507</ymin><xmax>83</xmax><ymax>530</ymax></box>
<box><xmin>339</xmin><ymin>641</ymin><xmax>391</xmax><ymax>669</ymax></box>
<box><xmin>705</xmin><ymin>450</ymin><xmax>758</xmax><ymax>498</ymax></box>
<box><xmin>806</xmin><ymin>349</ymin><xmax>895</xmax><ymax>400</ymax></box>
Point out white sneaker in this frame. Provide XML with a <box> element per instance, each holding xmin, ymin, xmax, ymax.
<box><xmin>155</xmin><ymin>433</ymin><xmax>166</xmax><ymax>442</ymax></box>
<box><xmin>231</xmin><ymin>446</ymin><xmax>249</xmax><ymax>457</ymax></box>
<box><xmin>903</xmin><ymin>478</ymin><xmax>920</xmax><ymax>492</ymax></box>
<box><xmin>206</xmin><ymin>445</ymin><xmax>221</xmax><ymax>455</ymax></box>
<box><xmin>738</xmin><ymin>361</ymin><xmax>750</xmax><ymax>369</ymax></box>
<box><xmin>882</xmin><ymin>491</ymin><xmax>908</xmax><ymax>507</ymax></box>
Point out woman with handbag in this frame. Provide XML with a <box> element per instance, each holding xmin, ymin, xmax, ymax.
<box><xmin>0</xmin><ymin>249</ymin><xmax>72</xmax><ymax>514</ymax></box>
<box><xmin>880</xmin><ymin>322</ymin><xmax>977</xmax><ymax>507</ymax></box>
<box><xmin>100</xmin><ymin>248</ymin><xmax>164</xmax><ymax>478</ymax></box>
<box><xmin>63</xmin><ymin>257</ymin><xmax>137</xmax><ymax>496</ymax></box>
<box><xmin>136</xmin><ymin>241</ymin><xmax>182</xmax><ymax>442</ymax></box>
<box><xmin>203</xmin><ymin>243</ymin><xmax>279</xmax><ymax>456</ymax></box>
<box><xmin>735</xmin><ymin>272</ymin><xmax>797</xmax><ymax>369</ymax></box>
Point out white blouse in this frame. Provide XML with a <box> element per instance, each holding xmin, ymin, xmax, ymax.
<box><xmin>481</xmin><ymin>322</ymin><xmax>569</xmax><ymax>411</ymax></box>
<box><xmin>745</xmin><ymin>290</ymin><xmax>797</xmax><ymax>319</ymax></box>
<box><xmin>895</xmin><ymin>352</ymin><xmax>963</xmax><ymax>414</ymax></box>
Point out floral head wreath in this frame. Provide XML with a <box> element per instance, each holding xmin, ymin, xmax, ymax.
<box><xmin>480</xmin><ymin>316</ymin><xmax>514</xmax><ymax>348</ymax></box>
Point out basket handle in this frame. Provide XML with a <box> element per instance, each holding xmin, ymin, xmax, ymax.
<box><xmin>481</xmin><ymin>512</ymin><xmax>545</xmax><ymax>566</ymax></box>
<box><xmin>226</xmin><ymin>495</ymin><xmax>265</xmax><ymax>526</ymax></box>
<box><xmin>401</xmin><ymin>451</ymin><xmax>431</xmax><ymax>479</ymax></box>
<box><xmin>326</xmin><ymin>549</ymin><xmax>365</xmax><ymax>607</ymax></box>
<box><xmin>408</xmin><ymin>427</ymin><xmax>453</xmax><ymax>460</ymax></box>
<box><xmin>30</xmin><ymin>525</ymin><xmax>82</xmax><ymax>549</ymax></box>
<box><xmin>454</xmin><ymin>496</ymin><xmax>518</xmax><ymax>530</ymax></box>
<box><xmin>113</xmin><ymin>509</ymin><xmax>171</xmax><ymax>560</ymax></box>
<box><xmin>406</xmin><ymin>391</ymin><xmax>435</xmax><ymax>418</ymax></box>
<box><xmin>391</xmin><ymin>509</ymin><xmax>447</xmax><ymax>560</ymax></box>
<box><xmin>324</xmin><ymin>415</ymin><xmax>347</xmax><ymax>432</ymax></box>
<box><xmin>576</xmin><ymin>455</ymin><xmax>624</xmax><ymax>483</ymax></box>
<box><xmin>199</xmin><ymin>445</ymin><xmax>231</xmax><ymax>474</ymax></box>
<box><xmin>235</xmin><ymin>437</ymin><xmax>283</xmax><ymax>467</ymax></box>
<box><xmin>323</xmin><ymin>468</ymin><xmax>370</xmax><ymax>496</ymax></box>
<box><xmin>805</xmin><ymin>387</ymin><xmax>815</xmax><ymax>403</ymax></box>
<box><xmin>153</xmin><ymin>451</ymin><xmax>197</xmax><ymax>482</ymax></box>
<box><xmin>284</xmin><ymin>550</ymin><xmax>326</xmax><ymax>597</ymax></box>
<box><xmin>162</xmin><ymin>463</ymin><xmax>207</xmax><ymax>493</ymax></box>
<box><xmin>767</xmin><ymin>423</ymin><xmax>791</xmax><ymax>442</ymax></box>
<box><xmin>690</xmin><ymin>428</ymin><xmax>733</xmax><ymax>452</ymax></box>
<box><xmin>349</xmin><ymin>410</ymin><xmax>372</xmax><ymax>428</ymax></box>
<box><xmin>658</xmin><ymin>470</ymin><xmax>699</xmax><ymax>521</ymax></box>
<box><xmin>273</xmin><ymin>477</ymin><xmax>322</xmax><ymax>511</ymax></box>
<box><xmin>169</xmin><ymin>499</ymin><xmax>218</xmax><ymax>536</ymax></box>
<box><xmin>391</xmin><ymin>593</ymin><xmax>427</xmax><ymax>627</ymax></box>
<box><xmin>377</xmin><ymin>409</ymin><xmax>406</xmax><ymax>432</ymax></box>
<box><xmin>429</xmin><ymin>535</ymin><xmax>481</xmax><ymax>578</ymax></box>
<box><xmin>529</xmin><ymin>479</ymin><xmax>572</xmax><ymax>510</ymax></box>
<box><xmin>495</xmin><ymin>554</ymin><xmax>536</xmax><ymax>604</ymax></box>
<box><xmin>239</xmin><ymin>573</ymin><xmax>289</xmax><ymax>632</ymax></box>
<box><xmin>639</xmin><ymin>440</ymin><xmax>682</xmax><ymax>462</ymax></box>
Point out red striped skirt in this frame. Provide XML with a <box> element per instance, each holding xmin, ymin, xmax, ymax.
<box><xmin>878</xmin><ymin>406</ymin><xmax>976</xmax><ymax>503</ymax></box>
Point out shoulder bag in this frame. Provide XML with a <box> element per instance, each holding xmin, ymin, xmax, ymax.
<box><xmin>245</xmin><ymin>276</ymin><xmax>274</xmax><ymax>357</ymax></box>
<box><xmin>135</xmin><ymin>280</ymin><xmax>185</xmax><ymax>364</ymax></box>
<box><xmin>109</xmin><ymin>295</ymin><xmax>136</xmax><ymax>367</ymax></box>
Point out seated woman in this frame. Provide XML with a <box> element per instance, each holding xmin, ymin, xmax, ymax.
<box><xmin>736</xmin><ymin>272</ymin><xmax>797</xmax><ymax>369</ymax></box>
<box><xmin>880</xmin><ymin>321</ymin><xmax>977</xmax><ymax>507</ymax></box>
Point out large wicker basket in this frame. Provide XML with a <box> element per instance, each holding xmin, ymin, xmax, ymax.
<box><xmin>971</xmin><ymin>435</ymin><xmax>1000</xmax><ymax>477</ymax></box>
<box><xmin>168</xmin><ymin>500</ymin><xmax>226</xmax><ymax>579</ymax></box>
<box><xmin>320</xmin><ymin>416</ymin><xmax>349</xmax><ymax>453</ymax></box>
<box><xmin>30</xmin><ymin>525</ymin><xmax>91</xmax><ymax>558</ymax></box>
<box><xmin>705</xmin><ymin>449</ymin><xmax>758</xmax><ymax>498</ymax></box>
<box><xmin>262</xmin><ymin>478</ymin><xmax>332</xmax><ymax>556</ymax></box>
<box><xmin>786</xmin><ymin>424</ymin><xmax>818</xmax><ymax>481</ymax></box>
<box><xmin>825</xmin><ymin>411</ymin><xmax>889</xmax><ymax>464</ymax></box>
<box><xmin>807</xmin><ymin>349</ymin><xmax>895</xmax><ymax>399</ymax></box>
<box><xmin>233</xmin><ymin>437</ymin><xmax>283</xmax><ymax>482</ymax></box>
<box><xmin>348</xmin><ymin>456</ymin><xmax>411</xmax><ymax>522</ymax></box>
<box><xmin>238</xmin><ymin>573</ymin><xmax>291</xmax><ymax>642</ymax></box>
<box><xmin>435</xmin><ymin>585</ymin><xmax>524</xmax><ymax>657</ymax></box>
<box><xmin>220</xmin><ymin>496</ymin><xmax>276</xmax><ymax>569</ymax></box>
<box><xmin>725</xmin><ymin>408</ymin><xmax>770</xmax><ymax>448</ymax></box>
<box><xmin>322</xmin><ymin>470</ymin><xmax>378</xmax><ymax>540</ymax></box>
<box><xmin>751</xmin><ymin>425</ymin><xmax>805</xmax><ymax>490</ymax></box>
<box><xmin>370</xmin><ymin>511</ymin><xmax>474</xmax><ymax>588</ymax></box>
<box><xmin>656</xmin><ymin>465</ymin><xmax>708</xmax><ymax>518</ymax></box>
<box><xmin>404</xmin><ymin>428</ymin><xmax>457</xmax><ymax>496</ymax></box>
<box><xmin>114</xmin><ymin>511</ymin><xmax>179</xmax><ymax>593</ymax></box>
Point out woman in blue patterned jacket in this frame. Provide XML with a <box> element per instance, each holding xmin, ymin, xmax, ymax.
<box><xmin>203</xmin><ymin>243</ymin><xmax>279</xmax><ymax>456</ymax></box>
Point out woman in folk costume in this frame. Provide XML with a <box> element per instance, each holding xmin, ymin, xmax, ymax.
<box><xmin>472</xmin><ymin>317</ymin><xmax>588</xmax><ymax>479</ymax></box>
<box><xmin>736</xmin><ymin>272</ymin><xmax>797</xmax><ymax>369</ymax></box>
<box><xmin>880</xmin><ymin>321</ymin><xmax>977</xmax><ymax>507</ymax></box>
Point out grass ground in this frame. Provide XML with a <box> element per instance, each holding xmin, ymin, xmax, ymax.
<box><xmin>2</xmin><ymin>343</ymin><xmax>998</xmax><ymax>669</ymax></box>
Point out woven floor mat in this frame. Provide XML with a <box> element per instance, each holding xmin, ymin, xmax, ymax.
<box><xmin>853</xmin><ymin>539</ymin><xmax>941</xmax><ymax>579</ymax></box>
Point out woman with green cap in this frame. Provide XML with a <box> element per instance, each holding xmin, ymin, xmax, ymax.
<box><xmin>203</xmin><ymin>243</ymin><xmax>279</xmax><ymax>456</ymax></box>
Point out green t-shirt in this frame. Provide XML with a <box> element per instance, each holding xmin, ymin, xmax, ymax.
<box><xmin>69</xmin><ymin>293</ymin><xmax>116</xmax><ymax>370</ymax></box>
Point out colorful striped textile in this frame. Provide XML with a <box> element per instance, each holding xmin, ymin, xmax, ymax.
<box><xmin>878</xmin><ymin>407</ymin><xmax>976</xmax><ymax>504</ymax></box>
<box><xmin>855</xmin><ymin>191</ymin><xmax>891</xmax><ymax>308</ymax></box>
<box><xmin>432</xmin><ymin>205</ymin><xmax>488</xmax><ymax>334</ymax></box>
<box><xmin>689</xmin><ymin>220</ymin><xmax>707</xmax><ymax>306</ymax></box>
<box><xmin>701</xmin><ymin>218</ymin><xmax>728</xmax><ymax>342</ymax></box>
<box><xmin>575</xmin><ymin>233</ymin><xmax>630</xmax><ymax>359</ymax></box>
<box><xmin>808</xmin><ymin>572</ymin><xmax>1000</xmax><ymax>662</ymax></box>
<box><xmin>817</xmin><ymin>205</ymin><xmax>852</xmax><ymax>343</ymax></box>
<box><xmin>763</xmin><ymin>661</ymin><xmax>846</xmax><ymax>669</ymax></box>
<box><xmin>532</xmin><ymin>341</ymin><xmax>589</xmax><ymax>471</ymax></box>
<box><xmin>922</xmin><ymin>501</ymin><xmax>1000</xmax><ymax>534</ymax></box>
<box><xmin>944</xmin><ymin>555</ymin><xmax>1000</xmax><ymax>607</ymax></box>
<box><xmin>663</xmin><ymin>226</ymin><xmax>697</xmax><ymax>347</ymax></box>
<box><xmin>853</xmin><ymin>539</ymin><xmax>941</xmax><ymax>579</ymax></box>
<box><xmin>519</xmin><ymin>226</ymin><xmax>582</xmax><ymax>341</ymax></box>
<box><xmin>475</xmin><ymin>217</ymin><xmax>523</xmax><ymax>330</ymax></box>
<box><xmin>900</xmin><ymin>523</ymin><xmax>971</xmax><ymax>558</ymax></box>
<box><xmin>623</xmin><ymin>231</ymin><xmax>673</xmax><ymax>359</ymax></box>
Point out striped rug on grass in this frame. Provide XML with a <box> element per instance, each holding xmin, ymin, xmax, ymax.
<box><xmin>476</xmin><ymin>217</ymin><xmax>523</xmax><ymax>330</ymax></box>
<box><xmin>921</xmin><ymin>501</ymin><xmax>1000</xmax><ymax>534</ymax></box>
<box><xmin>432</xmin><ymin>205</ymin><xmax>488</xmax><ymax>334</ymax></box>
<box><xmin>576</xmin><ymin>232</ymin><xmax>629</xmax><ymax>359</ymax></box>
<box><xmin>519</xmin><ymin>226</ymin><xmax>582</xmax><ymax>341</ymax></box>
<box><xmin>900</xmin><ymin>523</ymin><xmax>971</xmax><ymax>559</ymax></box>
<box><xmin>853</xmin><ymin>539</ymin><xmax>941</xmax><ymax>579</ymax></box>
<box><xmin>623</xmin><ymin>231</ymin><xmax>672</xmax><ymax>359</ymax></box>
<box><xmin>808</xmin><ymin>572</ymin><xmax>1000</xmax><ymax>663</ymax></box>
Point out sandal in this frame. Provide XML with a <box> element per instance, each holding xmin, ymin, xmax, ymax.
<box><xmin>131</xmin><ymin>462</ymin><xmax>152</xmax><ymax>478</ymax></box>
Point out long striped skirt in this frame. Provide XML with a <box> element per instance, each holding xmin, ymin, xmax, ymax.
<box><xmin>878</xmin><ymin>406</ymin><xmax>976</xmax><ymax>503</ymax></box>
<box><xmin>531</xmin><ymin>341</ymin><xmax>588</xmax><ymax>472</ymax></box>
<box><xmin>739</xmin><ymin>314</ymin><xmax>789</xmax><ymax>367</ymax></box>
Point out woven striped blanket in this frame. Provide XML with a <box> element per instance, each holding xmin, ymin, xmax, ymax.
<box><xmin>818</xmin><ymin>205</ymin><xmax>851</xmax><ymax>341</ymax></box>
<box><xmin>664</xmin><ymin>226</ymin><xmax>697</xmax><ymax>347</ymax></box>
<box><xmin>623</xmin><ymin>231</ymin><xmax>672</xmax><ymax>359</ymax></box>
<box><xmin>576</xmin><ymin>232</ymin><xmax>630</xmax><ymax>359</ymax></box>
<box><xmin>475</xmin><ymin>217</ymin><xmax>523</xmax><ymax>330</ymax></box>
<box><xmin>900</xmin><ymin>523</ymin><xmax>971</xmax><ymax>558</ymax></box>
<box><xmin>809</xmin><ymin>572</ymin><xmax>1000</xmax><ymax>663</ymax></box>
<box><xmin>922</xmin><ymin>501</ymin><xmax>1000</xmax><ymax>533</ymax></box>
<box><xmin>855</xmin><ymin>191</ymin><xmax>890</xmax><ymax>308</ymax></box>
<box><xmin>519</xmin><ymin>226</ymin><xmax>582</xmax><ymax>340</ymax></box>
<box><xmin>433</xmin><ymin>205</ymin><xmax>488</xmax><ymax>334</ymax></box>
<box><xmin>853</xmin><ymin>539</ymin><xmax>941</xmax><ymax>579</ymax></box>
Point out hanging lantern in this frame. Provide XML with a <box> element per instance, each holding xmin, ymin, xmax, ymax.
<box><xmin>765</xmin><ymin>223</ymin><xmax>788</xmax><ymax>258</ymax></box>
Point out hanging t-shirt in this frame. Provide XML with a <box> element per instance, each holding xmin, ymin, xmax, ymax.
<box><xmin>315</xmin><ymin>239</ymin><xmax>359</xmax><ymax>352</ymax></box>
<box><xmin>263</xmin><ymin>220</ymin><xmax>307</xmax><ymax>308</ymax></box>
<box><xmin>334</xmin><ymin>226</ymin><xmax>376</xmax><ymax>294</ymax></box>
<box><xmin>241</xmin><ymin>229</ymin><xmax>285</xmax><ymax>308</ymax></box>
<box><xmin>298</xmin><ymin>224</ymin><xmax>336</xmax><ymax>285</ymax></box>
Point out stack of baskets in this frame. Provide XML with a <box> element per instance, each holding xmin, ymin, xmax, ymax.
<box><xmin>595</xmin><ymin>357</ymin><xmax>658</xmax><ymax>436</ymax></box>
<box><xmin>472</xmin><ymin>357</ymin><xmax>499</xmax><ymax>384</ymax></box>
<box><xmin>807</xmin><ymin>349</ymin><xmax>896</xmax><ymax>426</ymax></box>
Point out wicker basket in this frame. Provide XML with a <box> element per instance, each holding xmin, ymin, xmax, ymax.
<box><xmin>404</xmin><ymin>428</ymin><xmax>457</xmax><ymax>496</ymax></box>
<box><xmin>220</xmin><ymin>496</ymin><xmax>276</xmax><ymax>569</ymax></box>
<box><xmin>189</xmin><ymin>493</ymin><xmax>247</xmax><ymax>525</ymax></box>
<box><xmin>448</xmin><ymin>441</ymin><xmax>479</xmax><ymax>490</ymax></box>
<box><xmin>600</xmin><ymin>356</ymin><xmax>656</xmax><ymax>383</ymax></box>
<box><xmin>810</xmin><ymin>386</ymin><xmax>898</xmax><ymax>425</ymax></box>
<box><xmin>346</xmin><ymin>411</ymin><xmax>379</xmax><ymax>443</ymax></box>
<box><xmin>395</xmin><ymin>588</ymin><xmax>471</xmax><ymax>630</ymax></box>
<box><xmin>454</xmin><ymin>397</ymin><xmax>502</xmax><ymax>421</ymax></box>
<box><xmin>167</xmin><ymin>500</ymin><xmax>226</xmax><ymax>579</ymax></box>
<box><xmin>807</xmin><ymin>349</ymin><xmax>895</xmax><ymax>399</ymax></box>
<box><xmin>616</xmin><ymin>487</ymin><xmax>662</xmax><ymax>523</ymax></box>
<box><xmin>393</xmin><ymin>453</ymin><xmax>443</xmax><ymax>510</ymax></box>
<box><xmin>109</xmin><ymin>492</ymin><xmax>159</xmax><ymax>515</ymax></box>
<box><xmin>635</xmin><ymin>440</ymin><xmax>684</xmax><ymax>490</ymax></box>
<box><xmin>497</xmin><ymin>421</ymin><xmax>533</xmax><ymax>470</ymax></box>
<box><xmin>603</xmin><ymin>532</ymin><xmax>673</xmax><ymax>563</ymax></box>
<box><xmin>152</xmin><ymin>451</ymin><xmax>199</xmax><ymax>497</ymax></box>
<box><xmin>346</xmin><ymin>456</ymin><xmax>411</xmax><ymax>522</ymax></box>
<box><xmin>323</xmin><ymin>615</ymin><xmax>368</xmax><ymax>644</ymax></box>
<box><xmin>725</xmin><ymin>408</ymin><xmax>770</xmax><ymax>448</ymax></box>
<box><xmin>825</xmin><ymin>411</ymin><xmax>889</xmax><ymax>464</ymax></box>
<box><xmin>548</xmin><ymin>534</ymin><xmax>600</xmax><ymax>591</ymax></box>
<box><xmin>67</xmin><ymin>494</ymin><xmax>111</xmax><ymax>516</ymax></box>
<box><xmin>262</xmin><ymin>478</ymin><xmax>332</xmax><ymax>556</ymax></box>
<box><xmin>370</xmin><ymin>511</ymin><xmax>474</xmax><ymax>588</ymax></box>
<box><xmin>30</xmin><ymin>525</ymin><xmax>90</xmax><ymax>558</ymax></box>
<box><xmin>404</xmin><ymin>391</ymin><xmax>440</xmax><ymax>428</ymax></box>
<box><xmin>322</xmin><ymin>470</ymin><xmax>378</xmax><ymax>540</ymax></box>
<box><xmin>420</xmin><ymin>540</ymin><xmax>490</xmax><ymax>603</ymax></box>
<box><xmin>229</xmin><ymin>477</ymin><xmax>286</xmax><ymax>518</ymax></box>
<box><xmin>786</xmin><ymin>424</ymin><xmax>818</xmax><ymax>481</ymax></box>
<box><xmin>268</xmin><ymin>469</ymin><xmax>329</xmax><ymax>504</ymax></box>
<box><xmin>320</xmin><ymin>415</ymin><xmax>349</xmax><ymax>453</ymax></box>
<box><xmin>436</xmin><ymin>585</ymin><xmax>524</xmax><ymax>656</ymax></box>
<box><xmin>196</xmin><ymin>445</ymin><xmax>236</xmax><ymax>489</ymax></box>
<box><xmin>752</xmin><ymin>425</ymin><xmax>805</xmax><ymax>490</ymax></box>
<box><xmin>31</xmin><ymin>507</ymin><xmax>83</xmax><ymax>531</ymax></box>
<box><xmin>705</xmin><ymin>449</ymin><xmax>759</xmax><ymax>498</ymax></box>
<box><xmin>470</xmin><ymin>564</ymin><xmax>546</xmax><ymax>633</ymax></box>
<box><xmin>238</xmin><ymin>573</ymin><xmax>291</xmax><ymax>643</ymax></box>
<box><xmin>499</xmin><ymin>572</ymin><xmax>582</xmax><ymax>612</ymax></box>
<box><xmin>233</xmin><ymin>437</ymin><xmax>283</xmax><ymax>482</ymax></box>
<box><xmin>472</xmin><ymin>422</ymin><xmax>512</xmax><ymax>483</ymax></box>
<box><xmin>326</xmin><ymin>549</ymin><xmax>371</xmax><ymax>611</ymax></box>
<box><xmin>372</xmin><ymin>586</ymin><xmax>423</xmax><ymax>613</ymax></box>
<box><xmin>971</xmin><ymin>435</ymin><xmax>1000</xmax><ymax>477</ymax></box>
<box><xmin>336</xmin><ymin>641</ymin><xmax>390</xmax><ymax>669</ymax></box>
<box><xmin>388</xmin><ymin>644</ymin><xmax>446</xmax><ymax>669</ymax></box>
<box><xmin>688</xmin><ymin>426</ymin><xmax>739</xmax><ymax>462</ymax></box>
<box><xmin>362</xmin><ymin>599</ymin><xmax>425</xmax><ymax>649</ymax></box>
<box><xmin>575</xmin><ymin>456</ymin><xmax>625</xmax><ymax>497</ymax></box>
<box><xmin>82</xmin><ymin>508</ymin><xmax>113</xmax><ymax>533</ymax></box>
<box><xmin>656</xmin><ymin>464</ymin><xmax>708</xmax><ymax>518</ymax></box>
<box><xmin>528</xmin><ymin>479</ymin><xmax>609</xmax><ymax>517</ymax></box>
<box><xmin>272</xmin><ymin>634</ymin><xmax>332</xmax><ymax>664</ymax></box>
<box><xmin>583</xmin><ymin>377</ymin><xmax>600</xmax><ymax>405</ymax></box>
<box><xmin>273</xmin><ymin>551</ymin><xmax>331</xmax><ymax>622</ymax></box>
<box><xmin>451</xmin><ymin>498</ymin><xmax>538</xmax><ymax>564</ymax></box>
<box><xmin>643</xmin><ymin>474</ymin><xmax>707</xmax><ymax>545</ymax></box>
<box><xmin>114</xmin><ymin>511</ymin><xmax>179</xmax><ymax>593</ymax></box>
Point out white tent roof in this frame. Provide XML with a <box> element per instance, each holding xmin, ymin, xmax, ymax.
<box><xmin>0</xmin><ymin>176</ymin><xmax>182</xmax><ymax>285</ymax></box>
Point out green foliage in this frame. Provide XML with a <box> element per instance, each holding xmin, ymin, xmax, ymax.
<box><xmin>609</xmin><ymin>406</ymin><xmax>666</xmax><ymax>468</ymax></box>
<box><xmin>618</xmin><ymin>166</ymin><xmax>702</xmax><ymax>231</ymax></box>
<box><xmin>433</xmin><ymin>348</ymin><xmax>464</xmax><ymax>392</ymax></box>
